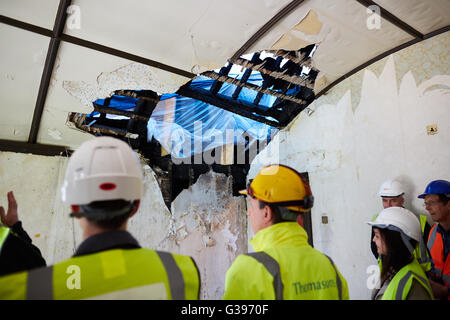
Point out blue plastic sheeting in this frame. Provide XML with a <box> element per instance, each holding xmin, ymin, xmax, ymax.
<box><xmin>91</xmin><ymin>72</ymin><xmax>278</xmax><ymax>159</ymax></box>
<box><xmin>149</xmin><ymin>73</ymin><xmax>278</xmax><ymax>159</ymax></box>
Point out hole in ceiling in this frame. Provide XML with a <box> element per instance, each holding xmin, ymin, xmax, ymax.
<box><xmin>67</xmin><ymin>44</ymin><xmax>319</xmax><ymax>211</ymax></box>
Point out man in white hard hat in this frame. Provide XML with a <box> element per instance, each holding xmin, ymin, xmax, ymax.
<box><xmin>371</xmin><ymin>179</ymin><xmax>432</xmax><ymax>272</ymax></box>
<box><xmin>0</xmin><ymin>136</ymin><xmax>200</xmax><ymax>300</ymax></box>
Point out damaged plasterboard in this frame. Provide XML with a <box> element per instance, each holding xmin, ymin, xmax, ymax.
<box><xmin>62</xmin><ymin>62</ymin><xmax>191</xmax><ymax>109</ymax></box>
<box><xmin>167</xmin><ymin>170</ymin><xmax>247</xmax><ymax>299</ymax></box>
<box><xmin>271</xmin><ymin>10</ymin><xmax>323</xmax><ymax>50</ymax></box>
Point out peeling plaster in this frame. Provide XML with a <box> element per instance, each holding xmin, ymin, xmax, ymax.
<box><xmin>314</xmin><ymin>32</ymin><xmax>450</xmax><ymax>112</ymax></box>
<box><xmin>62</xmin><ymin>62</ymin><xmax>190</xmax><ymax>108</ymax></box>
<box><xmin>168</xmin><ymin>170</ymin><xmax>247</xmax><ymax>299</ymax></box>
<box><xmin>271</xmin><ymin>10</ymin><xmax>323</xmax><ymax>51</ymax></box>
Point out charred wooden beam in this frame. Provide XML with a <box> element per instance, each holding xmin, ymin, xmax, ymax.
<box><xmin>232</xmin><ymin>57</ymin><xmax>316</xmax><ymax>89</ymax></box>
<box><xmin>210</xmin><ymin>63</ymin><xmax>233</xmax><ymax>95</ymax></box>
<box><xmin>202</xmin><ymin>71</ymin><xmax>308</xmax><ymax>105</ymax></box>
<box><xmin>92</xmin><ymin>104</ymin><xmax>150</xmax><ymax>121</ymax></box>
<box><xmin>176</xmin><ymin>85</ymin><xmax>281</xmax><ymax>128</ymax></box>
<box><xmin>232</xmin><ymin>52</ymin><xmax>261</xmax><ymax>100</ymax></box>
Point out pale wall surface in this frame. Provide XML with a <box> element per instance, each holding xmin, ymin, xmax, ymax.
<box><xmin>249</xmin><ymin>32</ymin><xmax>450</xmax><ymax>299</ymax></box>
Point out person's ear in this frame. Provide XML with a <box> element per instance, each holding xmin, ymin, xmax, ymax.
<box><xmin>129</xmin><ymin>200</ymin><xmax>140</xmax><ymax>218</ymax></box>
<box><xmin>264</xmin><ymin>205</ymin><xmax>274</xmax><ymax>223</ymax></box>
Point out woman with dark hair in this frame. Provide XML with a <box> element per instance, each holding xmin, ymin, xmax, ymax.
<box><xmin>368</xmin><ymin>207</ymin><xmax>434</xmax><ymax>300</ymax></box>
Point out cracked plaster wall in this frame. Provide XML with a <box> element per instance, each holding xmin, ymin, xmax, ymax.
<box><xmin>249</xmin><ymin>32</ymin><xmax>450</xmax><ymax>299</ymax></box>
<box><xmin>0</xmin><ymin>151</ymin><xmax>246</xmax><ymax>300</ymax></box>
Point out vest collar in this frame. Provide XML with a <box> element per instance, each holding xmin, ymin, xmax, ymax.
<box><xmin>250</xmin><ymin>222</ymin><xmax>309</xmax><ymax>252</ymax></box>
<box><xmin>74</xmin><ymin>230</ymin><xmax>141</xmax><ymax>257</ymax></box>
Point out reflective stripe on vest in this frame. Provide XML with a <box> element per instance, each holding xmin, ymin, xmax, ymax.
<box><xmin>325</xmin><ymin>255</ymin><xmax>343</xmax><ymax>300</ymax></box>
<box><xmin>427</xmin><ymin>224</ymin><xmax>450</xmax><ymax>286</ymax></box>
<box><xmin>417</xmin><ymin>215</ymin><xmax>432</xmax><ymax>270</ymax></box>
<box><xmin>394</xmin><ymin>271</ymin><xmax>433</xmax><ymax>300</ymax></box>
<box><xmin>156</xmin><ymin>251</ymin><xmax>185</xmax><ymax>300</ymax></box>
<box><xmin>245</xmin><ymin>252</ymin><xmax>344</xmax><ymax>300</ymax></box>
<box><xmin>245</xmin><ymin>252</ymin><xmax>283</xmax><ymax>300</ymax></box>
<box><xmin>26</xmin><ymin>266</ymin><xmax>53</xmax><ymax>300</ymax></box>
<box><xmin>23</xmin><ymin>249</ymin><xmax>198</xmax><ymax>300</ymax></box>
<box><xmin>382</xmin><ymin>259</ymin><xmax>433</xmax><ymax>300</ymax></box>
<box><xmin>0</xmin><ymin>226</ymin><xmax>11</xmax><ymax>254</ymax></box>
<box><xmin>427</xmin><ymin>225</ymin><xmax>438</xmax><ymax>252</ymax></box>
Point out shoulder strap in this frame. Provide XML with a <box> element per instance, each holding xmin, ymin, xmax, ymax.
<box><xmin>324</xmin><ymin>255</ymin><xmax>343</xmax><ymax>300</ymax></box>
<box><xmin>156</xmin><ymin>251</ymin><xmax>185</xmax><ymax>300</ymax></box>
<box><xmin>26</xmin><ymin>266</ymin><xmax>54</xmax><ymax>300</ymax></box>
<box><xmin>395</xmin><ymin>270</ymin><xmax>433</xmax><ymax>300</ymax></box>
<box><xmin>427</xmin><ymin>224</ymin><xmax>438</xmax><ymax>252</ymax></box>
<box><xmin>245</xmin><ymin>252</ymin><xmax>284</xmax><ymax>300</ymax></box>
<box><xmin>0</xmin><ymin>226</ymin><xmax>11</xmax><ymax>253</ymax></box>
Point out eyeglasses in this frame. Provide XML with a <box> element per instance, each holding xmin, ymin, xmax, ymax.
<box><xmin>423</xmin><ymin>200</ymin><xmax>440</xmax><ymax>207</ymax></box>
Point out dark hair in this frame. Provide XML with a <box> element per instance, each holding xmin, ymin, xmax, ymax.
<box><xmin>377</xmin><ymin>228</ymin><xmax>417</xmax><ymax>280</ymax></box>
<box><xmin>258</xmin><ymin>200</ymin><xmax>298</xmax><ymax>223</ymax></box>
<box><xmin>82</xmin><ymin>200</ymin><xmax>136</xmax><ymax>230</ymax></box>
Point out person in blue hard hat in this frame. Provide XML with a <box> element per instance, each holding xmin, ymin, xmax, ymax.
<box><xmin>418</xmin><ymin>179</ymin><xmax>450</xmax><ymax>300</ymax></box>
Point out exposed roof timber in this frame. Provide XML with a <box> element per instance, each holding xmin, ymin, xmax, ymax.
<box><xmin>0</xmin><ymin>139</ymin><xmax>71</xmax><ymax>156</ymax></box>
<box><xmin>0</xmin><ymin>16</ymin><xmax>196</xmax><ymax>79</ymax></box>
<box><xmin>230</xmin><ymin>0</ymin><xmax>306</xmax><ymax>62</ymax></box>
<box><xmin>28</xmin><ymin>0</ymin><xmax>72</xmax><ymax>144</ymax></box>
<box><xmin>232</xmin><ymin>57</ymin><xmax>316</xmax><ymax>88</ymax></box>
<box><xmin>316</xmin><ymin>25</ymin><xmax>450</xmax><ymax>99</ymax></box>
<box><xmin>67</xmin><ymin>113</ymin><xmax>136</xmax><ymax>138</ymax></box>
<box><xmin>202</xmin><ymin>71</ymin><xmax>309</xmax><ymax>105</ymax></box>
<box><xmin>92</xmin><ymin>105</ymin><xmax>150</xmax><ymax>121</ymax></box>
<box><xmin>355</xmin><ymin>0</ymin><xmax>424</xmax><ymax>39</ymax></box>
<box><xmin>176</xmin><ymin>85</ymin><xmax>281</xmax><ymax>128</ymax></box>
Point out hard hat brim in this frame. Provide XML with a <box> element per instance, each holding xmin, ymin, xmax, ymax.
<box><xmin>417</xmin><ymin>193</ymin><xmax>426</xmax><ymax>199</ymax></box>
<box><xmin>239</xmin><ymin>189</ymin><xmax>248</xmax><ymax>195</ymax></box>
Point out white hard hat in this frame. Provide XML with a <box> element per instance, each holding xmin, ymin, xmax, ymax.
<box><xmin>61</xmin><ymin>137</ymin><xmax>144</xmax><ymax>205</ymax></box>
<box><xmin>378</xmin><ymin>179</ymin><xmax>405</xmax><ymax>197</ymax></box>
<box><xmin>367</xmin><ymin>207</ymin><xmax>421</xmax><ymax>242</ymax></box>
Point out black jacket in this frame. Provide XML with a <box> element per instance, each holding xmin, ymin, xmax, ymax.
<box><xmin>0</xmin><ymin>222</ymin><xmax>46</xmax><ymax>276</ymax></box>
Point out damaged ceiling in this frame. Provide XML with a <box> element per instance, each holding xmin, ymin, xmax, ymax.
<box><xmin>0</xmin><ymin>0</ymin><xmax>449</xmax><ymax>155</ymax></box>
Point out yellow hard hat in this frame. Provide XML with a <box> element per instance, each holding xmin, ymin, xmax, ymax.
<box><xmin>239</xmin><ymin>164</ymin><xmax>314</xmax><ymax>212</ymax></box>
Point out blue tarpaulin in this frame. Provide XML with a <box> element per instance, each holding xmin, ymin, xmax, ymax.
<box><xmin>91</xmin><ymin>71</ymin><xmax>278</xmax><ymax>159</ymax></box>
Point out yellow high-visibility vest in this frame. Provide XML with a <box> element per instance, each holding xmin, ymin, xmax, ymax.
<box><xmin>382</xmin><ymin>259</ymin><xmax>433</xmax><ymax>300</ymax></box>
<box><xmin>0</xmin><ymin>248</ymin><xmax>200</xmax><ymax>300</ymax></box>
<box><xmin>223</xmin><ymin>222</ymin><xmax>349</xmax><ymax>300</ymax></box>
<box><xmin>0</xmin><ymin>225</ymin><xmax>11</xmax><ymax>254</ymax></box>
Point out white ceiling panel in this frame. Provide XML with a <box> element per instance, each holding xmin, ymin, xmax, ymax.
<box><xmin>376</xmin><ymin>0</ymin><xmax>450</xmax><ymax>35</ymax></box>
<box><xmin>0</xmin><ymin>24</ymin><xmax>49</xmax><ymax>142</ymax></box>
<box><xmin>0</xmin><ymin>0</ymin><xmax>60</xmax><ymax>30</ymax></box>
<box><xmin>65</xmin><ymin>0</ymin><xmax>292</xmax><ymax>73</ymax></box>
<box><xmin>38</xmin><ymin>41</ymin><xmax>191</xmax><ymax>148</ymax></box>
<box><xmin>246</xmin><ymin>0</ymin><xmax>414</xmax><ymax>92</ymax></box>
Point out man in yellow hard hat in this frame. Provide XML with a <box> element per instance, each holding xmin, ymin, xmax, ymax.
<box><xmin>223</xmin><ymin>164</ymin><xmax>349</xmax><ymax>300</ymax></box>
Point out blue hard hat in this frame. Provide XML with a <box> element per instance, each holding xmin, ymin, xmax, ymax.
<box><xmin>418</xmin><ymin>180</ymin><xmax>450</xmax><ymax>198</ymax></box>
